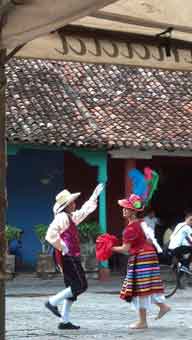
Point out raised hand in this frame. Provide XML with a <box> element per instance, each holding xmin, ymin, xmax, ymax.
<box><xmin>91</xmin><ymin>183</ymin><xmax>105</xmax><ymax>200</ymax></box>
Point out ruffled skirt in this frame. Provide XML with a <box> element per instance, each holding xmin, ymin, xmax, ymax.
<box><xmin>120</xmin><ymin>250</ymin><xmax>165</xmax><ymax>309</ymax></box>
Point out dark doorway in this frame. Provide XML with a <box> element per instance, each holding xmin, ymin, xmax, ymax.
<box><xmin>138</xmin><ymin>157</ymin><xmax>192</xmax><ymax>245</ymax></box>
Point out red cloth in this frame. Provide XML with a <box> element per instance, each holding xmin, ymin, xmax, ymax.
<box><xmin>54</xmin><ymin>249</ymin><xmax>62</xmax><ymax>267</ymax></box>
<box><xmin>96</xmin><ymin>233</ymin><xmax>119</xmax><ymax>261</ymax></box>
<box><xmin>123</xmin><ymin>221</ymin><xmax>155</xmax><ymax>255</ymax></box>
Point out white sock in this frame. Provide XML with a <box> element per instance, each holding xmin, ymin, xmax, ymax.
<box><xmin>60</xmin><ymin>299</ymin><xmax>73</xmax><ymax>323</ymax></box>
<box><xmin>49</xmin><ymin>287</ymin><xmax>73</xmax><ymax>306</ymax></box>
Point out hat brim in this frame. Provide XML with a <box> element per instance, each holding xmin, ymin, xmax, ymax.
<box><xmin>118</xmin><ymin>199</ymin><xmax>144</xmax><ymax>211</ymax></box>
<box><xmin>53</xmin><ymin>192</ymin><xmax>81</xmax><ymax>214</ymax></box>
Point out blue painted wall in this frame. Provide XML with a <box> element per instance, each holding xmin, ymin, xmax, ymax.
<box><xmin>7</xmin><ymin>149</ymin><xmax>64</xmax><ymax>268</ymax></box>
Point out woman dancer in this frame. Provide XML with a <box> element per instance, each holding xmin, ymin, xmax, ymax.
<box><xmin>112</xmin><ymin>194</ymin><xmax>170</xmax><ymax>329</ymax></box>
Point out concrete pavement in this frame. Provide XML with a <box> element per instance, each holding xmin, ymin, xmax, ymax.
<box><xmin>5</xmin><ymin>274</ymin><xmax>192</xmax><ymax>340</ymax></box>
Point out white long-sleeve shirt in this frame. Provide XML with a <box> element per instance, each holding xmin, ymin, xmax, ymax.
<box><xmin>45</xmin><ymin>197</ymin><xmax>97</xmax><ymax>248</ymax></box>
<box><xmin>169</xmin><ymin>222</ymin><xmax>192</xmax><ymax>250</ymax></box>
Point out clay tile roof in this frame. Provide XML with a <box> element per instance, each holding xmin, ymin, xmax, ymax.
<box><xmin>6</xmin><ymin>58</ymin><xmax>192</xmax><ymax>151</ymax></box>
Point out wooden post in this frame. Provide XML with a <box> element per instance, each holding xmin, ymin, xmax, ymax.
<box><xmin>0</xmin><ymin>6</ymin><xmax>7</xmax><ymax>339</ymax></box>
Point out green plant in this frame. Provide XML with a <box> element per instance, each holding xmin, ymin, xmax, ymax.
<box><xmin>5</xmin><ymin>225</ymin><xmax>22</xmax><ymax>242</ymax></box>
<box><xmin>78</xmin><ymin>221</ymin><xmax>101</xmax><ymax>243</ymax></box>
<box><xmin>34</xmin><ymin>224</ymin><xmax>50</xmax><ymax>254</ymax></box>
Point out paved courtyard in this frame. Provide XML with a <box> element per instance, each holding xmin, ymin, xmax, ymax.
<box><xmin>5</xmin><ymin>274</ymin><xmax>192</xmax><ymax>339</ymax></box>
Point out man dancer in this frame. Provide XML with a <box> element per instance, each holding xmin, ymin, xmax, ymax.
<box><xmin>45</xmin><ymin>183</ymin><xmax>104</xmax><ymax>330</ymax></box>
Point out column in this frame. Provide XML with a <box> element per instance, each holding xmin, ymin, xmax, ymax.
<box><xmin>71</xmin><ymin>148</ymin><xmax>109</xmax><ymax>278</ymax></box>
<box><xmin>98</xmin><ymin>156</ymin><xmax>108</xmax><ymax>270</ymax></box>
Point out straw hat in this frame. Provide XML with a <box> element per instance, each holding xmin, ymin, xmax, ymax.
<box><xmin>53</xmin><ymin>189</ymin><xmax>80</xmax><ymax>214</ymax></box>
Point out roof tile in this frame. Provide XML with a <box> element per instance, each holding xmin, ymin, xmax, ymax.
<box><xmin>6</xmin><ymin>58</ymin><xmax>192</xmax><ymax>151</ymax></box>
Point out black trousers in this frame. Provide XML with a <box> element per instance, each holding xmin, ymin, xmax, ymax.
<box><xmin>172</xmin><ymin>246</ymin><xmax>192</xmax><ymax>266</ymax></box>
<box><xmin>61</xmin><ymin>255</ymin><xmax>88</xmax><ymax>301</ymax></box>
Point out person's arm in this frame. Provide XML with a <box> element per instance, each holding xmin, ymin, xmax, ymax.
<box><xmin>112</xmin><ymin>242</ymin><xmax>130</xmax><ymax>255</ymax></box>
<box><xmin>112</xmin><ymin>225</ymin><xmax>136</xmax><ymax>255</ymax></box>
<box><xmin>72</xmin><ymin>183</ymin><xmax>104</xmax><ymax>225</ymax></box>
<box><xmin>185</xmin><ymin>227</ymin><xmax>192</xmax><ymax>245</ymax></box>
<box><xmin>141</xmin><ymin>221</ymin><xmax>162</xmax><ymax>253</ymax></box>
<box><xmin>141</xmin><ymin>221</ymin><xmax>154</xmax><ymax>239</ymax></box>
<box><xmin>186</xmin><ymin>237</ymin><xmax>192</xmax><ymax>245</ymax></box>
<box><xmin>45</xmin><ymin>213</ymin><xmax>70</xmax><ymax>252</ymax></box>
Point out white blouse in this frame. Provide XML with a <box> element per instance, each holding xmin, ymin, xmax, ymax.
<box><xmin>45</xmin><ymin>197</ymin><xmax>97</xmax><ymax>248</ymax></box>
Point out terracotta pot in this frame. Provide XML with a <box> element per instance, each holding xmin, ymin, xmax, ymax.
<box><xmin>36</xmin><ymin>254</ymin><xmax>56</xmax><ymax>279</ymax></box>
<box><xmin>81</xmin><ymin>242</ymin><xmax>98</xmax><ymax>279</ymax></box>
<box><xmin>6</xmin><ymin>254</ymin><xmax>15</xmax><ymax>279</ymax></box>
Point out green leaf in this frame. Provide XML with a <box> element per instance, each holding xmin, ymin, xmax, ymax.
<box><xmin>34</xmin><ymin>224</ymin><xmax>50</xmax><ymax>254</ymax></box>
<box><xmin>34</xmin><ymin>224</ymin><xmax>48</xmax><ymax>241</ymax></box>
<box><xmin>78</xmin><ymin>221</ymin><xmax>101</xmax><ymax>242</ymax></box>
<box><xmin>5</xmin><ymin>225</ymin><xmax>22</xmax><ymax>242</ymax></box>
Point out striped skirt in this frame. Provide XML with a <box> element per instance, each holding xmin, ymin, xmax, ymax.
<box><xmin>120</xmin><ymin>250</ymin><xmax>164</xmax><ymax>301</ymax></box>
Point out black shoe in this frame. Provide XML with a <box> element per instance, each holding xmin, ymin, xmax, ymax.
<box><xmin>58</xmin><ymin>322</ymin><xmax>80</xmax><ymax>330</ymax></box>
<box><xmin>45</xmin><ymin>301</ymin><xmax>61</xmax><ymax>318</ymax></box>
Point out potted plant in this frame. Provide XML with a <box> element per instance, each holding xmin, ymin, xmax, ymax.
<box><xmin>5</xmin><ymin>224</ymin><xmax>22</xmax><ymax>278</ymax></box>
<box><xmin>34</xmin><ymin>224</ymin><xmax>56</xmax><ymax>278</ymax></box>
<box><xmin>78</xmin><ymin>221</ymin><xmax>101</xmax><ymax>279</ymax></box>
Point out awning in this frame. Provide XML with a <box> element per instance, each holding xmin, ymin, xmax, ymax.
<box><xmin>1</xmin><ymin>0</ymin><xmax>116</xmax><ymax>49</ymax></box>
<box><xmin>2</xmin><ymin>0</ymin><xmax>192</xmax><ymax>50</ymax></box>
<box><xmin>74</xmin><ymin>0</ymin><xmax>192</xmax><ymax>43</ymax></box>
<box><xmin>2</xmin><ymin>0</ymin><xmax>192</xmax><ymax>71</ymax></box>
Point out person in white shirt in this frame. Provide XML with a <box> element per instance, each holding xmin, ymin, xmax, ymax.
<box><xmin>168</xmin><ymin>211</ymin><xmax>192</xmax><ymax>268</ymax></box>
<box><xmin>144</xmin><ymin>209</ymin><xmax>160</xmax><ymax>234</ymax></box>
<box><xmin>143</xmin><ymin>209</ymin><xmax>162</xmax><ymax>253</ymax></box>
<box><xmin>45</xmin><ymin>183</ymin><xmax>104</xmax><ymax>330</ymax></box>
